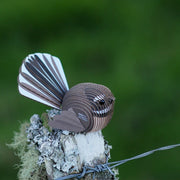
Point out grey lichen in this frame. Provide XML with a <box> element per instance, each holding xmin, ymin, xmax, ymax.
<box><xmin>26</xmin><ymin>113</ymin><xmax>81</xmax><ymax>179</ymax></box>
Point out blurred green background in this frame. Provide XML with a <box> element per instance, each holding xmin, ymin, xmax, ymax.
<box><xmin>0</xmin><ymin>0</ymin><xmax>180</xmax><ymax>179</ymax></box>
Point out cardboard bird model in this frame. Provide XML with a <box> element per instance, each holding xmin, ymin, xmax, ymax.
<box><xmin>18</xmin><ymin>53</ymin><xmax>115</xmax><ymax>133</ymax></box>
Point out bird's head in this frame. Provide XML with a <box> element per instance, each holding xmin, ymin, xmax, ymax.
<box><xmin>84</xmin><ymin>83</ymin><xmax>115</xmax><ymax>118</ymax></box>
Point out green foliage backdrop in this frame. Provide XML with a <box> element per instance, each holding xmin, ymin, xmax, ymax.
<box><xmin>0</xmin><ymin>0</ymin><xmax>180</xmax><ymax>179</ymax></box>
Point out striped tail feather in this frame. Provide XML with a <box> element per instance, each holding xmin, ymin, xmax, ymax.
<box><xmin>18</xmin><ymin>53</ymin><xmax>69</xmax><ymax>109</ymax></box>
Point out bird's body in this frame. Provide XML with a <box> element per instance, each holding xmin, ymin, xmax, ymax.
<box><xmin>18</xmin><ymin>53</ymin><xmax>115</xmax><ymax>133</ymax></box>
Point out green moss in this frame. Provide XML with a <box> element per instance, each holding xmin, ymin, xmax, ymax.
<box><xmin>41</xmin><ymin>113</ymin><xmax>52</xmax><ymax>132</ymax></box>
<box><xmin>8</xmin><ymin>122</ymin><xmax>47</xmax><ymax>180</ymax></box>
<box><xmin>8</xmin><ymin>122</ymin><xmax>29</xmax><ymax>157</ymax></box>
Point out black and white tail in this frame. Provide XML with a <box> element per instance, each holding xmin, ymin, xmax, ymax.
<box><xmin>18</xmin><ymin>53</ymin><xmax>69</xmax><ymax>109</ymax></box>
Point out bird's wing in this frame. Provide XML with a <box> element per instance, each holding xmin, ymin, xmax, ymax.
<box><xmin>48</xmin><ymin>108</ymin><xmax>86</xmax><ymax>132</ymax></box>
<box><xmin>18</xmin><ymin>53</ymin><xmax>69</xmax><ymax>109</ymax></box>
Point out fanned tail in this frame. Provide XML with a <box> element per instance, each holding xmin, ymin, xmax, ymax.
<box><xmin>18</xmin><ymin>53</ymin><xmax>69</xmax><ymax>109</ymax></box>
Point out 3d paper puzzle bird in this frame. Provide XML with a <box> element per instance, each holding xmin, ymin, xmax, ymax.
<box><xmin>18</xmin><ymin>53</ymin><xmax>115</xmax><ymax>133</ymax></box>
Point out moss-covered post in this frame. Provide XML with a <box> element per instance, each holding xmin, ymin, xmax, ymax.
<box><xmin>45</xmin><ymin>131</ymin><xmax>115</xmax><ymax>179</ymax></box>
<box><xmin>9</xmin><ymin>111</ymin><xmax>118</xmax><ymax>180</ymax></box>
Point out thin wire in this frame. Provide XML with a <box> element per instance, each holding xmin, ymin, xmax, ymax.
<box><xmin>107</xmin><ymin>143</ymin><xmax>180</xmax><ymax>168</ymax></box>
<box><xmin>56</xmin><ymin>143</ymin><xmax>180</xmax><ymax>180</ymax></box>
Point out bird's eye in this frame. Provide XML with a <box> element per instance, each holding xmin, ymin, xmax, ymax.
<box><xmin>99</xmin><ymin>99</ymin><xmax>105</xmax><ymax>105</ymax></box>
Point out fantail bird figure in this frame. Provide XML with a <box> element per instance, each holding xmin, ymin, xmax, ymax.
<box><xmin>18</xmin><ymin>53</ymin><xmax>115</xmax><ymax>133</ymax></box>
